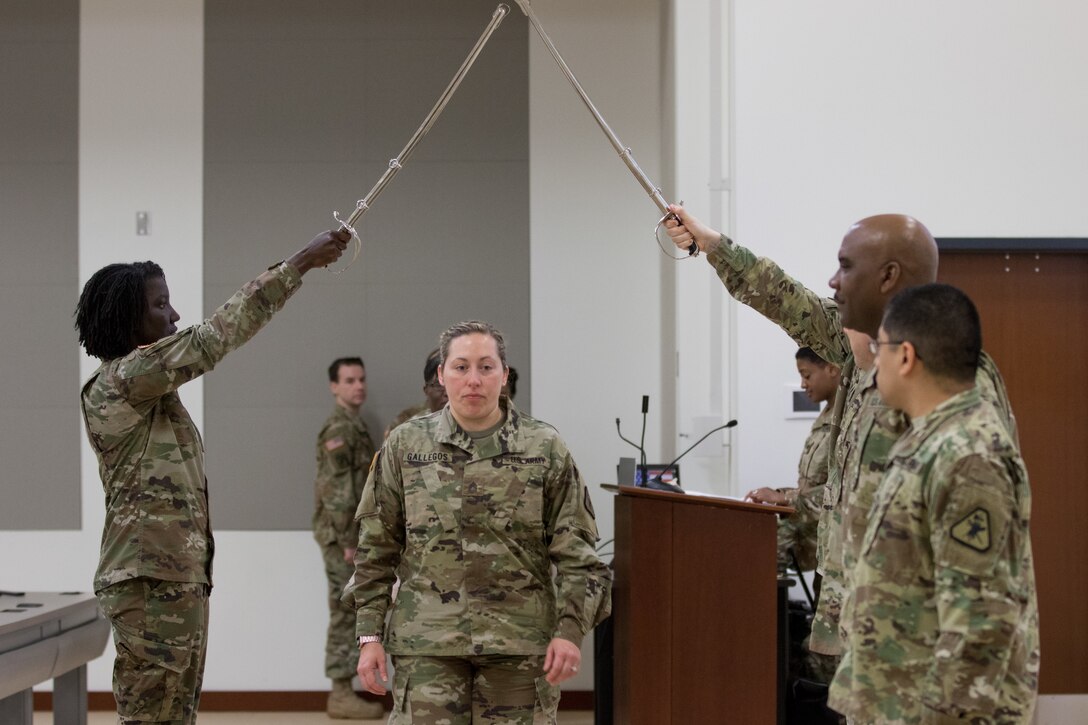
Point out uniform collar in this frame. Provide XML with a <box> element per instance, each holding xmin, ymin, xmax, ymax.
<box><xmin>331</xmin><ymin>403</ymin><xmax>362</xmax><ymax>427</ymax></box>
<box><xmin>434</xmin><ymin>397</ymin><xmax>526</xmax><ymax>457</ymax></box>
<box><xmin>893</xmin><ymin>386</ymin><xmax>981</xmax><ymax>458</ymax></box>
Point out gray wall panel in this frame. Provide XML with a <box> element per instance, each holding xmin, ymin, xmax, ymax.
<box><xmin>204</xmin><ymin>0</ymin><xmax>529</xmax><ymax>530</ymax></box>
<box><xmin>0</xmin><ymin>166</ymin><xmax>78</xmax><ymax>289</ymax></box>
<box><xmin>0</xmin><ymin>0</ymin><xmax>80</xmax><ymax>530</ymax></box>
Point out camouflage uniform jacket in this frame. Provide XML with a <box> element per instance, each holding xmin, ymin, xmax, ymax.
<box><xmin>779</xmin><ymin>406</ymin><xmax>834</xmax><ymax>563</ymax></box>
<box><xmin>313</xmin><ymin>405</ymin><xmax>376</xmax><ymax>550</ymax></box>
<box><xmin>705</xmin><ymin>239</ymin><xmax>1017</xmax><ymax>654</ymax></box>
<box><xmin>81</xmin><ymin>262</ymin><xmax>302</xmax><ymax>591</ymax></box>
<box><xmin>384</xmin><ymin>401</ymin><xmax>429</xmax><ymax>439</ymax></box>
<box><xmin>343</xmin><ymin>401</ymin><xmax>612</xmax><ymax>656</ymax></box>
<box><xmin>788</xmin><ymin>403</ymin><xmax>834</xmax><ymax>508</ymax></box>
<box><xmin>828</xmin><ymin>387</ymin><xmax>1039</xmax><ymax>724</ymax></box>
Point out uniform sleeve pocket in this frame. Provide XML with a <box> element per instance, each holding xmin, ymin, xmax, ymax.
<box><xmin>860</xmin><ymin>467</ymin><xmax>906</xmax><ymax>558</ymax></box>
<box><xmin>355</xmin><ymin>479</ymin><xmax>379</xmax><ymax>520</ymax></box>
<box><xmin>506</xmin><ymin>473</ymin><xmax>545</xmax><ymax>533</ymax></box>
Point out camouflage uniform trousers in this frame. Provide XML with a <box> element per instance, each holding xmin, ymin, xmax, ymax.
<box><xmin>97</xmin><ymin>578</ymin><xmax>209</xmax><ymax>724</ymax></box>
<box><xmin>388</xmin><ymin>654</ymin><xmax>559</xmax><ymax>725</ymax></box>
<box><xmin>321</xmin><ymin>542</ymin><xmax>360</xmax><ymax>679</ymax></box>
<box><xmin>801</xmin><ymin>636</ymin><xmax>841</xmax><ymax>685</ymax></box>
<box><xmin>777</xmin><ymin>517</ymin><xmax>819</xmax><ymax>575</ymax></box>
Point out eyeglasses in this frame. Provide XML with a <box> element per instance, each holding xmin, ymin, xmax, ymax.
<box><xmin>867</xmin><ymin>340</ymin><xmax>904</xmax><ymax>355</ymax></box>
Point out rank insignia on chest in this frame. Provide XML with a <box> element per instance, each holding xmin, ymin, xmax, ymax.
<box><xmin>951</xmin><ymin>508</ymin><xmax>991</xmax><ymax>552</ymax></box>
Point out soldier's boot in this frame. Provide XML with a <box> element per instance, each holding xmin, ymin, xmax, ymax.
<box><xmin>327</xmin><ymin>678</ymin><xmax>384</xmax><ymax>720</ymax></box>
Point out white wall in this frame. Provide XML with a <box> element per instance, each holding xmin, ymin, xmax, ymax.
<box><xmin>670</xmin><ymin>0</ymin><xmax>737</xmax><ymax>495</ymax></box>
<box><xmin>527</xmin><ymin>0</ymin><xmax>667</xmax><ymax>690</ymax></box>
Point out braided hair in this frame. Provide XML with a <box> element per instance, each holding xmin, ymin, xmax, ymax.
<box><xmin>75</xmin><ymin>261</ymin><xmax>164</xmax><ymax>360</ymax></box>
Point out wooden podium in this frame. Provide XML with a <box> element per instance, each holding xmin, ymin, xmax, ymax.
<box><xmin>609</xmin><ymin>485</ymin><xmax>787</xmax><ymax>724</ymax></box>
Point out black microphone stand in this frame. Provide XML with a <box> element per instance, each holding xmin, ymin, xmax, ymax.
<box><xmin>615</xmin><ymin>419</ymin><xmax>641</xmax><ymax>454</ymax></box>
<box><xmin>646</xmin><ymin>420</ymin><xmax>739</xmax><ymax>494</ymax></box>
<box><xmin>637</xmin><ymin>395</ymin><xmax>649</xmax><ymax>486</ymax></box>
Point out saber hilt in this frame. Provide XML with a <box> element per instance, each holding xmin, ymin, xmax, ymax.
<box><xmin>330</xmin><ymin>4</ymin><xmax>510</xmax><ymax>273</ymax></box>
<box><xmin>515</xmin><ymin>0</ymin><xmax>696</xmax><ymax>257</ymax></box>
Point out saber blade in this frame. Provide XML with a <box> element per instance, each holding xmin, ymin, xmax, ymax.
<box><xmin>331</xmin><ymin>4</ymin><xmax>510</xmax><ymax>272</ymax></box>
<box><xmin>514</xmin><ymin>0</ymin><xmax>696</xmax><ymax>257</ymax></box>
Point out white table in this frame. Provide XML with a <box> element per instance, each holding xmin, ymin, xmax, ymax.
<box><xmin>0</xmin><ymin>592</ymin><xmax>110</xmax><ymax>725</ymax></box>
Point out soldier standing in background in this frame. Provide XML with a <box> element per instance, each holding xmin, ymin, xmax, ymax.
<box><xmin>746</xmin><ymin>346</ymin><xmax>842</xmax><ymax>688</ymax></box>
<box><xmin>746</xmin><ymin>346</ymin><xmax>841</xmax><ymax>574</ymax></box>
<box><xmin>75</xmin><ymin>229</ymin><xmax>349</xmax><ymax>724</ymax></box>
<box><xmin>501</xmin><ymin>365</ymin><xmax>519</xmax><ymax>401</ymax></box>
<box><xmin>829</xmin><ymin>284</ymin><xmax>1038</xmax><ymax>723</ymax></box>
<box><xmin>344</xmin><ymin>321</ymin><xmax>612</xmax><ymax>724</ymax></box>
<box><xmin>314</xmin><ymin>357</ymin><xmax>382</xmax><ymax>719</ymax></box>
<box><xmin>383</xmin><ymin>348</ymin><xmax>447</xmax><ymax>440</ymax></box>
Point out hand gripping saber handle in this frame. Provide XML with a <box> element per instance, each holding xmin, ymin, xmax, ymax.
<box><xmin>514</xmin><ymin>0</ymin><xmax>697</xmax><ymax>257</ymax></box>
<box><xmin>331</xmin><ymin>4</ymin><xmax>510</xmax><ymax>272</ymax></box>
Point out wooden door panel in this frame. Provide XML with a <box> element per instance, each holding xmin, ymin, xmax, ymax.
<box><xmin>939</xmin><ymin>251</ymin><xmax>1088</xmax><ymax>693</ymax></box>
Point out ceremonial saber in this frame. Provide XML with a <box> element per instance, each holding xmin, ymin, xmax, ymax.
<box><xmin>514</xmin><ymin>0</ymin><xmax>697</xmax><ymax>257</ymax></box>
<box><xmin>331</xmin><ymin>4</ymin><xmax>510</xmax><ymax>272</ymax></box>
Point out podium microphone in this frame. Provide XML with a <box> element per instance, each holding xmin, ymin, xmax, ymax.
<box><xmin>638</xmin><ymin>395</ymin><xmax>649</xmax><ymax>483</ymax></box>
<box><xmin>615</xmin><ymin>418</ymin><xmax>640</xmax><ymax>451</ymax></box>
<box><xmin>649</xmin><ymin>419</ymin><xmax>739</xmax><ymax>492</ymax></box>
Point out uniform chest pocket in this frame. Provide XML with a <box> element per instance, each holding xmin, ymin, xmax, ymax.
<box><xmin>501</xmin><ymin>470</ymin><xmax>547</xmax><ymax>538</ymax></box>
<box><xmin>799</xmin><ymin>432</ymin><xmax>831</xmax><ymax>486</ymax></box>
<box><xmin>404</xmin><ymin>466</ymin><xmax>458</xmax><ymax>538</ymax></box>
<box><xmin>861</xmin><ymin>464</ymin><xmax>909</xmax><ymax>560</ymax></box>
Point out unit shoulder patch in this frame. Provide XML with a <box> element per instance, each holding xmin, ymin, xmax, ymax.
<box><xmin>950</xmin><ymin>507</ymin><xmax>991</xmax><ymax>552</ymax></box>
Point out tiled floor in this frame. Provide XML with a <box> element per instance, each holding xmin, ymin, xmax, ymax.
<box><xmin>33</xmin><ymin>711</ymin><xmax>594</xmax><ymax>724</ymax></box>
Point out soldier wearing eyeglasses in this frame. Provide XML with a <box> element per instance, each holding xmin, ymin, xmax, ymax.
<box><xmin>829</xmin><ymin>284</ymin><xmax>1038</xmax><ymax>724</ymax></box>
